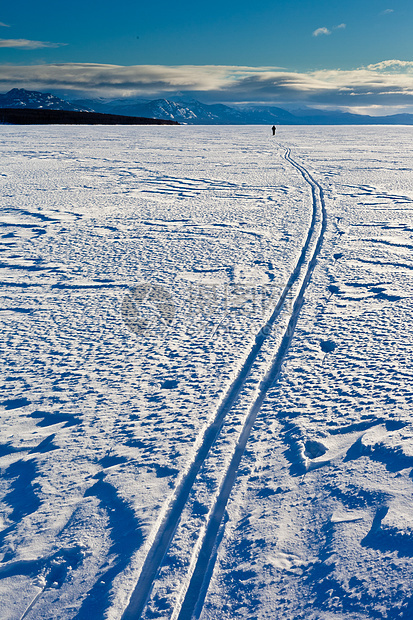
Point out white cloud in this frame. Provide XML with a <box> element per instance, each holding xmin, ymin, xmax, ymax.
<box><xmin>313</xmin><ymin>24</ymin><xmax>345</xmax><ymax>37</ymax></box>
<box><xmin>0</xmin><ymin>22</ymin><xmax>10</xmax><ymax>27</ymax></box>
<box><xmin>380</xmin><ymin>9</ymin><xmax>394</xmax><ymax>15</ymax></box>
<box><xmin>0</xmin><ymin>39</ymin><xmax>65</xmax><ymax>49</ymax></box>
<box><xmin>366</xmin><ymin>60</ymin><xmax>413</xmax><ymax>72</ymax></box>
<box><xmin>313</xmin><ymin>27</ymin><xmax>331</xmax><ymax>37</ymax></box>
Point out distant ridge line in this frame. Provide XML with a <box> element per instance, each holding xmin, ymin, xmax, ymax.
<box><xmin>0</xmin><ymin>108</ymin><xmax>179</xmax><ymax>126</ymax></box>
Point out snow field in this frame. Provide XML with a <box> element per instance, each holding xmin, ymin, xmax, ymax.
<box><xmin>0</xmin><ymin>126</ymin><xmax>309</xmax><ymax>619</ymax></box>
<box><xmin>0</xmin><ymin>125</ymin><xmax>412</xmax><ymax>619</ymax></box>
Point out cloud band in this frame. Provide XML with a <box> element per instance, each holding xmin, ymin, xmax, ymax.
<box><xmin>0</xmin><ymin>38</ymin><xmax>65</xmax><ymax>49</ymax></box>
<box><xmin>0</xmin><ymin>60</ymin><xmax>413</xmax><ymax>112</ymax></box>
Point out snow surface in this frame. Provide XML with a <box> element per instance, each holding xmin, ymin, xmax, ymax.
<box><xmin>0</xmin><ymin>125</ymin><xmax>412</xmax><ymax>620</ymax></box>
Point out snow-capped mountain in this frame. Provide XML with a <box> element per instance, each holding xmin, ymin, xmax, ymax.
<box><xmin>112</xmin><ymin>99</ymin><xmax>209</xmax><ymax>122</ymax></box>
<box><xmin>0</xmin><ymin>88</ymin><xmax>91</xmax><ymax>112</ymax></box>
<box><xmin>69</xmin><ymin>95</ymin><xmax>413</xmax><ymax>125</ymax></box>
<box><xmin>3</xmin><ymin>89</ymin><xmax>413</xmax><ymax>125</ymax></box>
<box><xmin>77</xmin><ymin>97</ymin><xmax>297</xmax><ymax>124</ymax></box>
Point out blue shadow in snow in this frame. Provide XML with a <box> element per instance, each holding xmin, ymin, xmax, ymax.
<box><xmin>73</xmin><ymin>475</ymin><xmax>143</xmax><ymax>620</ymax></box>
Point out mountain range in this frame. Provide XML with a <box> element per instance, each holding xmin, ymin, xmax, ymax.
<box><xmin>2</xmin><ymin>88</ymin><xmax>413</xmax><ymax>125</ymax></box>
<box><xmin>0</xmin><ymin>88</ymin><xmax>90</xmax><ymax>112</ymax></box>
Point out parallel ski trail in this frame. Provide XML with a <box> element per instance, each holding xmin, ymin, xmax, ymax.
<box><xmin>176</xmin><ymin>148</ymin><xmax>327</xmax><ymax>619</ymax></box>
<box><xmin>122</xmin><ymin>148</ymin><xmax>326</xmax><ymax>620</ymax></box>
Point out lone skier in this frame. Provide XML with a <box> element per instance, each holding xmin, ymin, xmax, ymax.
<box><xmin>272</xmin><ymin>125</ymin><xmax>276</xmax><ymax>136</ymax></box>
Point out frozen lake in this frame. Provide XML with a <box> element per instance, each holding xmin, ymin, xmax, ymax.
<box><xmin>1</xmin><ymin>125</ymin><xmax>413</xmax><ymax>619</ymax></box>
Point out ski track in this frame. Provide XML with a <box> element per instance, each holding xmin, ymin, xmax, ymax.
<box><xmin>122</xmin><ymin>148</ymin><xmax>326</xmax><ymax>620</ymax></box>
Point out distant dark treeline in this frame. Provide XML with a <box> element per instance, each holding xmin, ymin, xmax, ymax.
<box><xmin>0</xmin><ymin>108</ymin><xmax>179</xmax><ymax>126</ymax></box>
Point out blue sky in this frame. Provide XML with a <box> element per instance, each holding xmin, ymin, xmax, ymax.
<box><xmin>1</xmin><ymin>0</ymin><xmax>413</xmax><ymax>113</ymax></box>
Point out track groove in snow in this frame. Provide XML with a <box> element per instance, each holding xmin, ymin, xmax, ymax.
<box><xmin>121</xmin><ymin>148</ymin><xmax>326</xmax><ymax>620</ymax></box>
